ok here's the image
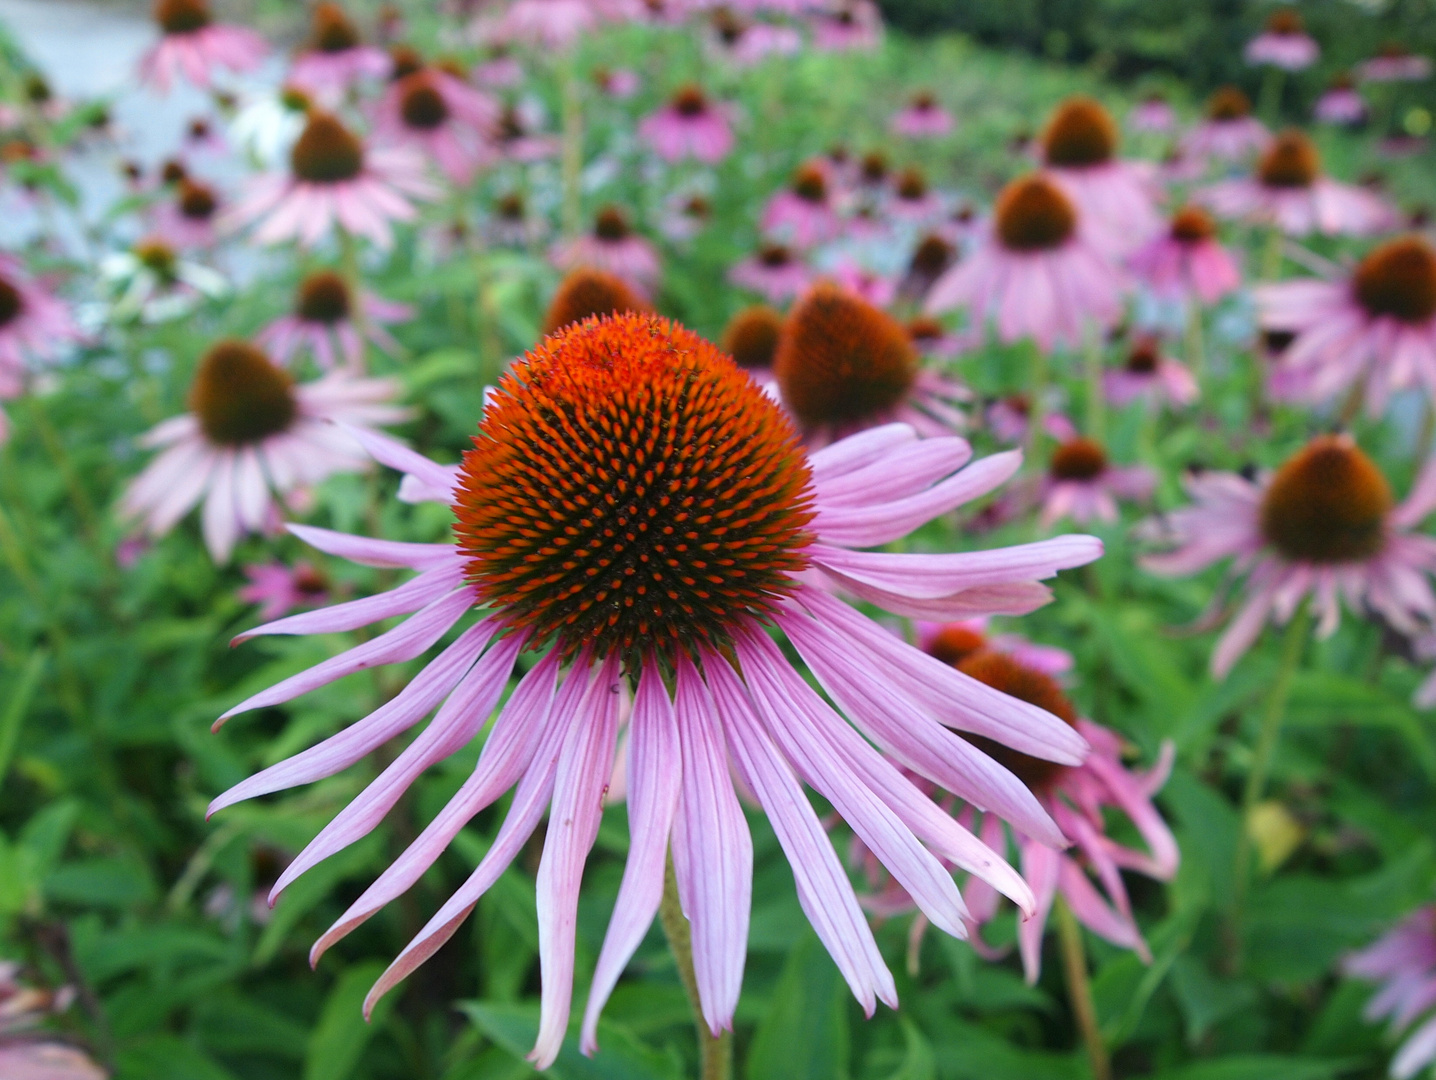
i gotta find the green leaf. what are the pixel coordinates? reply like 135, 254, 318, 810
460, 1000, 682, 1079
880, 1018, 937, 1080
0, 648, 45, 794
115, 1035, 239, 1080
302, 960, 396, 1080
746, 929, 850, 1080
1153, 1054, 1355, 1080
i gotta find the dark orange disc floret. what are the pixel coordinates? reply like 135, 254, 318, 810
136, 239, 178, 279
906, 316, 946, 344
542, 267, 649, 336
791, 162, 829, 203
895, 167, 928, 201
672, 83, 709, 116
860, 151, 888, 185
1266, 8, 1303, 35
994, 174, 1077, 252
398, 72, 450, 129
178, 179, 218, 221
957, 650, 1078, 791
773, 283, 918, 430
1259, 435, 1392, 563
296, 271, 352, 324
910, 89, 937, 111
1050, 437, 1108, 481
908, 234, 955, 278
1042, 95, 1119, 168
1258, 130, 1320, 189
925, 623, 987, 666
161, 158, 187, 185
593, 205, 631, 241
1352, 236, 1436, 324
189, 340, 298, 447
291, 112, 365, 183
155, 0, 210, 33
452, 313, 816, 664
0, 276, 23, 328
759, 243, 794, 268
721, 304, 785, 369
1206, 85, 1252, 122
389, 44, 424, 80
310, 2, 361, 52
1125, 338, 1160, 373
1170, 205, 1216, 244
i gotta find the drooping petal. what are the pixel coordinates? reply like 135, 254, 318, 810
233, 562, 467, 642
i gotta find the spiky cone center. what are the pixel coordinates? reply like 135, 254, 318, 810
721, 304, 784, 369
995, 174, 1077, 252
1050, 437, 1108, 481
925, 624, 987, 667
1125, 338, 1160, 374
906, 317, 946, 344
497, 191, 525, 220
1206, 85, 1253, 121
296, 271, 352, 324
1353, 237, 1436, 324
397, 72, 450, 130
1259, 131, 1321, 189
189, 340, 299, 447
1330, 71, 1356, 91
711, 7, 746, 44
161, 159, 187, 186
188, 118, 212, 142
135, 239, 178, 280
672, 83, 709, 117
1259, 436, 1392, 563
791, 163, 829, 203
683, 195, 712, 220
860, 151, 888, 184
434, 57, 467, 80
310, 2, 361, 52
1262, 329, 1296, 356
292, 564, 330, 596
290, 112, 365, 184
910, 89, 937, 111
593, 206, 631, 242
155, 0, 210, 33
957, 650, 1078, 791
0, 276, 23, 329
1266, 8, 1304, 35
389, 44, 424, 80
895, 167, 928, 201
909, 234, 955, 278
542, 268, 649, 336
178, 179, 218, 221
1170, 204, 1216, 244
759, 243, 794, 268
1378, 40, 1411, 58
1042, 96, 1118, 168
452, 313, 816, 666
1001, 394, 1031, 417
774, 283, 918, 429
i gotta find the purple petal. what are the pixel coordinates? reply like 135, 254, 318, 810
233, 562, 467, 642
287, 522, 457, 570
337, 422, 459, 500
809, 537, 1102, 600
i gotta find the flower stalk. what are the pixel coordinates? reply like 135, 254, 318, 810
660, 855, 733, 1080
1056, 897, 1112, 1080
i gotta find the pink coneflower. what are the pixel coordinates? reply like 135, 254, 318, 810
0, 962, 106, 1080
550, 206, 661, 292
1199, 129, 1397, 237
1143, 436, 1436, 677
1344, 906, 1436, 1079
811, 0, 882, 51
289, 3, 391, 100
492, 0, 600, 50
120, 339, 406, 562
763, 160, 842, 247
206, 313, 1102, 1066
729, 241, 814, 302
152, 177, 223, 249
1129, 204, 1242, 305
1183, 86, 1271, 162
1245, 9, 1319, 71
591, 65, 640, 97
1255, 236, 1436, 415
259, 270, 412, 372
898, 233, 958, 304
1105, 336, 1198, 408
827, 260, 897, 308
1359, 42, 1434, 83
240, 560, 332, 620
638, 83, 735, 164
918, 619, 1074, 678
707, 8, 802, 65
987, 396, 1077, 445
1040, 437, 1155, 527
773, 283, 968, 444
658, 189, 714, 241
890, 90, 953, 138
1039, 96, 1162, 256
1316, 73, 1366, 125
475, 44, 524, 87
886, 166, 944, 224
926, 174, 1125, 351
224, 111, 437, 250
0, 256, 80, 391
905, 316, 969, 360
140, 0, 267, 95
374, 68, 499, 185
493, 102, 559, 161
1128, 93, 1176, 134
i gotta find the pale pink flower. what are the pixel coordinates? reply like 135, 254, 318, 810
151, 177, 223, 250
121, 339, 407, 562
240, 561, 333, 620
374, 69, 499, 185
289, 3, 391, 101
926, 174, 1126, 352
475, 46, 524, 88
638, 84, 735, 164
987, 396, 1077, 446
1245, 9, 1319, 71
1255, 236, 1436, 415
1129, 204, 1242, 305
1199, 129, 1397, 237
258, 270, 412, 372
206, 313, 1102, 1068
0, 255, 80, 391
1183, 85, 1270, 162
1105, 336, 1199, 408
827, 260, 897, 308
550, 206, 661, 292
763, 160, 842, 247
493, 101, 560, 161
886, 167, 944, 225
1142, 436, 1436, 677
492, 0, 600, 50
707, 11, 803, 65
1128, 94, 1176, 133
223, 112, 437, 251
140, 0, 267, 95
1316, 76, 1367, 125
810, 0, 882, 51
1040, 437, 1156, 527
1359, 43, 1434, 83
729, 242, 814, 302
592, 66, 640, 98
890, 91, 954, 138
1344, 906, 1436, 1079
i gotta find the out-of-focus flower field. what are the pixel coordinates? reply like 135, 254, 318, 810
6, 2, 1436, 1079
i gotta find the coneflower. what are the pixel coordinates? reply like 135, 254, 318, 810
541, 266, 651, 335
140, 0, 267, 94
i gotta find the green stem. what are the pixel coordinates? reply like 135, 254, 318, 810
1260, 226, 1284, 282
1258, 66, 1285, 127
659, 855, 732, 1080
1185, 301, 1205, 386
560, 59, 584, 240
337, 228, 368, 370
1056, 898, 1112, 1080
26, 395, 101, 547
1083, 323, 1106, 442
1025, 342, 1050, 466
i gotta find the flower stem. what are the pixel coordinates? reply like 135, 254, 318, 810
1260, 226, 1284, 281
1026, 341, 1050, 465
1083, 323, 1106, 442
1056, 898, 1111, 1080
560, 60, 584, 240
1258, 66, 1285, 127
1184, 301, 1205, 385
659, 855, 732, 1080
